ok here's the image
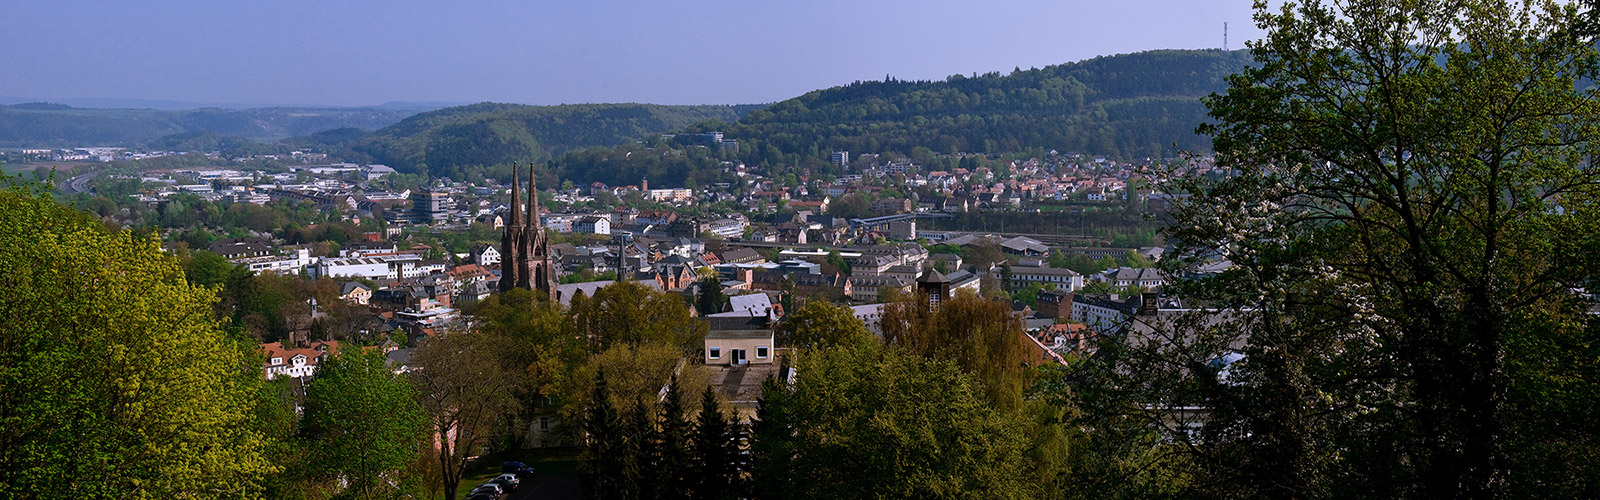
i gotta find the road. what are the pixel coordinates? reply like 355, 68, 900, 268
58, 170, 99, 194
508, 474, 581, 500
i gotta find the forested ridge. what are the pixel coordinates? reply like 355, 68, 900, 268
0, 104, 423, 147
331, 102, 759, 178
361, 50, 1252, 180
709, 49, 1250, 161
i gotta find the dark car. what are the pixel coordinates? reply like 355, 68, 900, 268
501, 461, 526, 474
515, 466, 537, 478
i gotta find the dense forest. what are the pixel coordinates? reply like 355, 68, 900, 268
0, 103, 425, 147
324, 102, 760, 179
702, 49, 1251, 163
359, 50, 1251, 184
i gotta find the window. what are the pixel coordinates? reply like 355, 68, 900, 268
757, 346, 769, 359
539, 417, 549, 430
270, 357, 282, 365
709, 347, 721, 359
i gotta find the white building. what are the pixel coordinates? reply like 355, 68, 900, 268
1008, 266, 1084, 291
573, 216, 612, 235
314, 257, 392, 280
471, 243, 501, 267
233, 248, 314, 275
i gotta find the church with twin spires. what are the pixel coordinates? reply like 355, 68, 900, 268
499, 162, 557, 301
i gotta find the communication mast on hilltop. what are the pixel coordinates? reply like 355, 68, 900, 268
1224, 22, 1229, 51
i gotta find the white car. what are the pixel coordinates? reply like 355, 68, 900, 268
470, 483, 504, 497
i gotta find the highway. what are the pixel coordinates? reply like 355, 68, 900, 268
58, 170, 99, 195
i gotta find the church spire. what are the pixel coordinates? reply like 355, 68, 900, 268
508, 162, 521, 226
527, 163, 538, 228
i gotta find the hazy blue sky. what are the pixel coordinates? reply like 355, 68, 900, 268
0, 0, 1267, 107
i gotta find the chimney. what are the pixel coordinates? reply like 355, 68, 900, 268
1059, 291, 1074, 319
1139, 291, 1158, 316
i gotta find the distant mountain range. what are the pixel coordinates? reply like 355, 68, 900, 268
2, 49, 1254, 172
0, 104, 436, 147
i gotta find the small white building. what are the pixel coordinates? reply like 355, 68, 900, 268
471, 243, 501, 267
572, 216, 611, 235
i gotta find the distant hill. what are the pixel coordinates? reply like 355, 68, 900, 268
325, 102, 760, 177
707, 49, 1252, 163
0, 105, 428, 148
528, 49, 1253, 188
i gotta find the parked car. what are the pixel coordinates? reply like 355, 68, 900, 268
513, 465, 537, 478
470, 483, 504, 497
491, 473, 520, 490
501, 461, 526, 474
465, 493, 496, 500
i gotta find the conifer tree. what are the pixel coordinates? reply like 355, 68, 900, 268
582, 369, 626, 498
620, 398, 654, 500
655, 375, 694, 500
691, 386, 737, 500
749, 376, 796, 500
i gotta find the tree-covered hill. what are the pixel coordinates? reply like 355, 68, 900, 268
705, 49, 1252, 164
0, 104, 424, 147
526, 49, 1251, 188
329, 102, 760, 178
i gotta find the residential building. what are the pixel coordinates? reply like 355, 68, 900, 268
704, 330, 774, 366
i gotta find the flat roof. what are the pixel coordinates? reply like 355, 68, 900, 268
705, 329, 774, 340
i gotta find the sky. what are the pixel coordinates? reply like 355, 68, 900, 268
0, 0, 1268, 108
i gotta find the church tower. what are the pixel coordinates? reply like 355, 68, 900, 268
499, 162, 557, 301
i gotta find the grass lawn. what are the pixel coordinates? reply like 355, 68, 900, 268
452, 447, 581, 499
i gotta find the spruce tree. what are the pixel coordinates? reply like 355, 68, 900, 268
656, 375, 694, 500
582, 369, 624, 498
749, 376, 795, 500
621, 398, 653, 500
691, 386, 736, 500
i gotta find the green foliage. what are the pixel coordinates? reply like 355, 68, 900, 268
409, 330, 518, 500
750, 343, 1034, 499
709, 49, 1249, 168
883, 291, 1033, 412
691, 386, 739, 500
696, 274, 726, 315
340, 102, 754, 178
567, 280, 708, 353
1074, 1, 1600, 497
654, 376, 695, 499
0, 181, 277, 498
301, 349, 426, 499
780, 300, 875, 349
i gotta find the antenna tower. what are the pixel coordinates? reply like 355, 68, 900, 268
1224, 22, 1229, 51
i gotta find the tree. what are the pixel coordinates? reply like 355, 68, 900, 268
779, 300, 874, 349
567, 280, 708, 353
582, 369, 629, 498
409, 331, 516, 500
696, 274, 726, 315
654, 375, 695, 500
301, 349, 426, 499
185, 249, 242, 288
1089, 0, 1600, 497
0, 182, 277, 498
748, 343, 1034, 499
882, 290, 1032, 412
692, 386, 738, 500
